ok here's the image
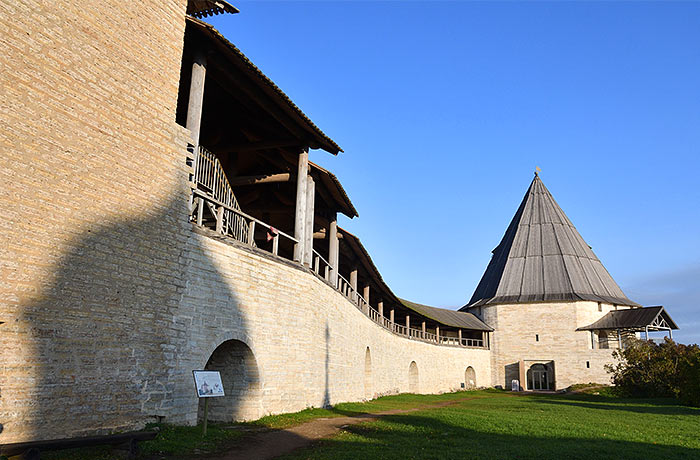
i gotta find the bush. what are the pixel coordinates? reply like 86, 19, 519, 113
605, 338, 700, 406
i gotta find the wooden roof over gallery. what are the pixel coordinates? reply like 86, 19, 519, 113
184, 16, 342, 154
463, 173, 640, 310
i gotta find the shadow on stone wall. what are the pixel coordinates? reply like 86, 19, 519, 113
4, 195, 252, 442
323, 323, 330, 408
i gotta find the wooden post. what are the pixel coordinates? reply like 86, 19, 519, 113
458, 329, 463, 346
350, 269, 358, 303
378, 301, 384, 318
215, 206, 224, 233
293, 150, 309, 262
196, 197, 204, 226
272, 234, 279, 255
390, 309, 395, 331
436, 326, 440, 343
617, 328, 622, 349
328, 215, 339, 287
186, 51, 207, 147
405, 315, 410, 334
421, 321, 426, 338
363, 285, 370, 312
202, 397, 209, 437
591, 331, 596, 349
304, 176, 315, 267
247, 220, 256, 245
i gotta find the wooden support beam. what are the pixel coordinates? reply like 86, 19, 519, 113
329, 215, 339, 287
363, 285, 370, 304
303, 175, 315, 267
247, 221, 256, 245
186, 51, 207, 147
350, 269, 358, 303
458, 329, 463, 346
221, 139, 301, 153
390, 309, 395, 325
196, 197, 204, 226
436, 326, 440, 342
215, 205, 224, 233
230, 173, 291, 186
406, 315, 410, 330
293, 151, 308, 262
378, 301, 384, 318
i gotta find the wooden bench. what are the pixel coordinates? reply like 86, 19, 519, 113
0, 430, 158, 460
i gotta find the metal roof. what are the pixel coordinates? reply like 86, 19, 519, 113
187, 0, 239, 18
462, 174, 640, 309
577, 306, 679, 331
186, 17, 343, 154
400, 299, 493, 331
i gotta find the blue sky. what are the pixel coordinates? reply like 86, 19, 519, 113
208, 1, 700, 344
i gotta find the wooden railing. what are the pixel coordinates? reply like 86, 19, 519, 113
191, 189, 297, 259
192, 145, 249, 243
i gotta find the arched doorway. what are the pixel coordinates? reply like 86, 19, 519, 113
526, 363, 551, 391
465, 366, 476, 389
198, 339, 262, 422
408, 361, 419, 393
364, 347, 372, 400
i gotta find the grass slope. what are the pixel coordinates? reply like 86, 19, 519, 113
280, 390, 700, 460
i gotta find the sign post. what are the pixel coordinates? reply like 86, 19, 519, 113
193, 370, 225, 437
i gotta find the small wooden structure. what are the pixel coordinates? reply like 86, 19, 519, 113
578, 306, 679, 348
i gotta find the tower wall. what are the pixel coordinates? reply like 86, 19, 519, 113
483, 301, 623, 390
0, 0, 192, 443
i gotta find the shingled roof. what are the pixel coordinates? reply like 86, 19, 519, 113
462, 174, 640, 309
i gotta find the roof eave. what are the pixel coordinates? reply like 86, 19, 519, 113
185, 17, 343, 155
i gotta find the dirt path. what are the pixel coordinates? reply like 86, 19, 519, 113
206, 395, 484, 460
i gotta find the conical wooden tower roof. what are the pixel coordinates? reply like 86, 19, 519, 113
463, 174, 639, 309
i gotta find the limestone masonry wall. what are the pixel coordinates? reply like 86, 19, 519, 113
483, 301, 618, 389
172, 229, 491, 426
0, 0, 192, 443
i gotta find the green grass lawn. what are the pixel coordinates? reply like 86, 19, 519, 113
280, 390, 700, 460
32, 390, 700, 460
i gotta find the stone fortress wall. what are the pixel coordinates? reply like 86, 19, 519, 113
0, 0, 489, 443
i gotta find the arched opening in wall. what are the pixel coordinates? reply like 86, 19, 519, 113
526, 363, 554, 391
465, 366, 476, 389
364, 347, 372, 400
408, 361, 419, 394
198, 339, 262, 422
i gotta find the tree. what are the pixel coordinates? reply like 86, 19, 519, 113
605, 337, 700, 406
